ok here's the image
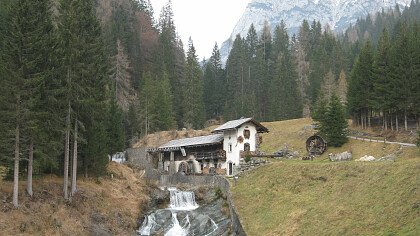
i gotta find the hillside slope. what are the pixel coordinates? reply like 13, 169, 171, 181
231, 118, 419, 235
231, 160, 420, 235
260, 118, 419, 159
0, 162, 149, 235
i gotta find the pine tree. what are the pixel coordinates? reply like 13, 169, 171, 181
314, 94, 348, 147
57, 0, 110, 196
156, 1, 185, 128
183, 38, 205, 129
203, 43, 225, 119
347, 40, 374, 128
295, 20, 311, 117
255, 22, 272, 120
268, 23, 302, 120
224, 34, 245, 120
2, 0, 55, 206
152, 70, 176, 130
107, 96, 125, 159
371, 28, 393, 128
337, 70, 348, 104
324, 94, 348, 147
110, 39, 132, 110
139, 72, 154, 135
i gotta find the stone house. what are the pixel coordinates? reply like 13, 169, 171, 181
151, 117, 268, 176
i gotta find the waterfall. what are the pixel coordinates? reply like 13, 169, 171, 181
137, 213, 156, 236
165, 213, 190, 236
137, 187, 227, 235
168, 189, 199, 211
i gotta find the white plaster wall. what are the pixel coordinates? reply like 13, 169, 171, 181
222, 122, 258, 175
237, 122, 257, 152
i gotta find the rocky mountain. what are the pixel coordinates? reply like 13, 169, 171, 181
220, 0, 412, 64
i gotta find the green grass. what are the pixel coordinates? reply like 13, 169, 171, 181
232, 160, 420, 236
232, 118, 420, 235
260, 118, 419, 159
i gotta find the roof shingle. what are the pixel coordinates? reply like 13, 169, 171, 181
158, 134, 223, 150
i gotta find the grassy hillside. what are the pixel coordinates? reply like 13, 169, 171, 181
231, 160, 420, 236
260, 118, 419, 159
0, 162, 149, 235
232, 118, 419, 235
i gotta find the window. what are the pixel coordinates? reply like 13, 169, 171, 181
228, 143, 232, 152
244, 129, 250, 139
244, 143, 250, 152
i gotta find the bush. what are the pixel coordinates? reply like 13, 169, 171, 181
214, 187, 225, 200
244, 153, 252, 163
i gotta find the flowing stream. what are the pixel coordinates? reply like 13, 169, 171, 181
137, 187, 230, 236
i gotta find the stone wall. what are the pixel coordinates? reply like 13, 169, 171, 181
126, 148, 246, 235
126, 148, 160, 181
160, 173, 246, 236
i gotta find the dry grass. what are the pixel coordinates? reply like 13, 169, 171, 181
232, 118, 420, 235
0, 162, 149, 235
132, 128, 214, 149
232, 159, 420, 236
260, 118, 419, 160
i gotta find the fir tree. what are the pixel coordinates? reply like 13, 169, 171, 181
107, 96, 125, 159
203, 43, 225, 119
347, 40, 374, 128
314, 94, 348, 147
58, 0, 110, 196
269, 23, 302, 120
183, 38, 205, 129
1, 0, 55, 206
156, 1, 185, 128
152, 71, 176, 130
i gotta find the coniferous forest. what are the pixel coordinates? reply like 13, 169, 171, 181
0, 0, 419, 205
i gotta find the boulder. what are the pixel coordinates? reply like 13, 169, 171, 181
356, 155, 376, 162
329, 151, 352, 162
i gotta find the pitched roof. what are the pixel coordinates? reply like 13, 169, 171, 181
157, 134, 224, 151
212, 117, 269, 133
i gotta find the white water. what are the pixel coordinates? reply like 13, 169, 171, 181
165, 213, 190, 236
137, 213, 156, 236
168, 189, 199, 211
138, 188, 199, 235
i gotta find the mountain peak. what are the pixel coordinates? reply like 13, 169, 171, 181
220, 0, 411, 64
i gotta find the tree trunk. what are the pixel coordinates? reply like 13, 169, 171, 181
27, 139, 33, 197
368, 110, 371, 128
63, 101, 70, 200
13, 124, 20, 208
362, 112, 366, 129
391, 114, 394, 131
71, 121, 78, 196
384, 114, 388, 130
404, 110, 408, 131
395, 114, 399, 131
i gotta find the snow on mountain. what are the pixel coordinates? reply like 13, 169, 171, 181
220, 0, 411, 64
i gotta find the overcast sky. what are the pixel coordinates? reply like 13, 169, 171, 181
150, 0, 250, 60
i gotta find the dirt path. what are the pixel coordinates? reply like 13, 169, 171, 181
348, 136, 417, 147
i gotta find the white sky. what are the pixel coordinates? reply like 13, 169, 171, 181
150, 0, 250, 60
